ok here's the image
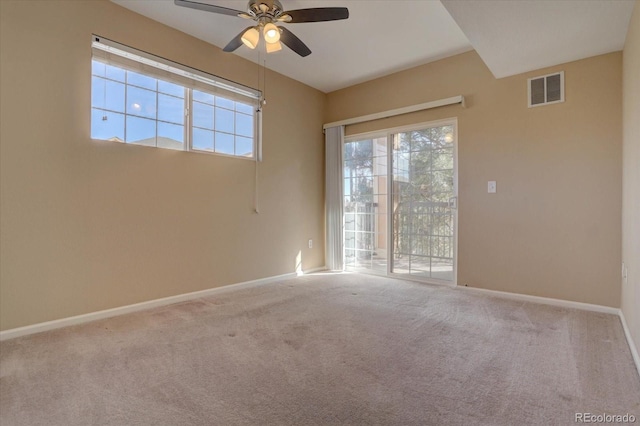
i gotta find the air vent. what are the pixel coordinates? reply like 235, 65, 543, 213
528, 71, 564, 107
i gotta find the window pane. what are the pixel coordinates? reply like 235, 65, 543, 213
158, 80, 184, 98
126, 116, 156, 146
91, 77, 125, 113
344, 140, 373, 162
235, 113, 253, 137
344, 249, 356, 265
431, 258, 453, 281
193, 90, 214, 105
193, 128, 214, 151
127, 86, 156, 119
92, 77, 105, 108
235, 102, 253, 115
215, 107, 234, 133
127, 70, 157, 90
106, 65, 125, 82
344, 231, 356, 249
91, 109, 124, 141
193, 101, 214, 130
158, 94, 184, 125
215, 96, 234, 110
157, 122, 184, 150
105, 80, 125, 112
215, 132, 234, 155
235, 136, 253, 157
92, 60, 106, 77
432, 148, 454, 171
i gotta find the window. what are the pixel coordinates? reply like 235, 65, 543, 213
91, 36, 262, 159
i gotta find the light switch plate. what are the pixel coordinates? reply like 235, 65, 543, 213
488, 181, 497, 193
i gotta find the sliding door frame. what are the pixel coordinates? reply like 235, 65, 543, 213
344, 117, 459, 287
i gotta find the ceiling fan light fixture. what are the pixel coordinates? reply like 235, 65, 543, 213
263, 23, 280, 44
241, 27, 260, 49
174, 0, 350, 58
265, 40, 282, 53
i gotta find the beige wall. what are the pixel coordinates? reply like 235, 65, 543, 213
0, 0, 326, 330
327, 51, 622, 307
622, 0, 640, 355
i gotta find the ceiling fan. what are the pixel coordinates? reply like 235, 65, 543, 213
174, 0, 349, 57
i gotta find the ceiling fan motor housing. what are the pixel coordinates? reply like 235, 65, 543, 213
248, 0, 284, 20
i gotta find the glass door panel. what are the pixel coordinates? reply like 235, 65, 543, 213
391, 124, 456, 282
343, 137, 388, 273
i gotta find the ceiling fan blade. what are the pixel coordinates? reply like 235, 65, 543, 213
284, 7, 349, 23
279, 27, 311, 57
174, 0, 244, 17
223, 26, 254, 52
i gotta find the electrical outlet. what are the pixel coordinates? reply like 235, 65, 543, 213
308, 239, 313, 249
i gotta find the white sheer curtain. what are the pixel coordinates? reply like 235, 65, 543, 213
325, 126, 344, 271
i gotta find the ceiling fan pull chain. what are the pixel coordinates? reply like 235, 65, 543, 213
262, 59, 267, 106
257, 47, 263, 106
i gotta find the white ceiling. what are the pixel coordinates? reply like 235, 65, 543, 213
111, 0, 635, 93
441, 0, 635, 79
111, 0, 472, 93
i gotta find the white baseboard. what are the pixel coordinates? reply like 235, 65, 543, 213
0, 272, 298, 342
302, 266, 328, 274
618, 310, 640, 378
457, 285, 620, 315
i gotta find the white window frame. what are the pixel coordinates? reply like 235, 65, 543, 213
91, 35, 263, 160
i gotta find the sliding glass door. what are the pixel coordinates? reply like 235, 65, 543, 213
343, 120, 457, 284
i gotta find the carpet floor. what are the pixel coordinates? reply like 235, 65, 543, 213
1, 273, 639, 425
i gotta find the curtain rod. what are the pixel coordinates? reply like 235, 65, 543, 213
323, 95, 465, 130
